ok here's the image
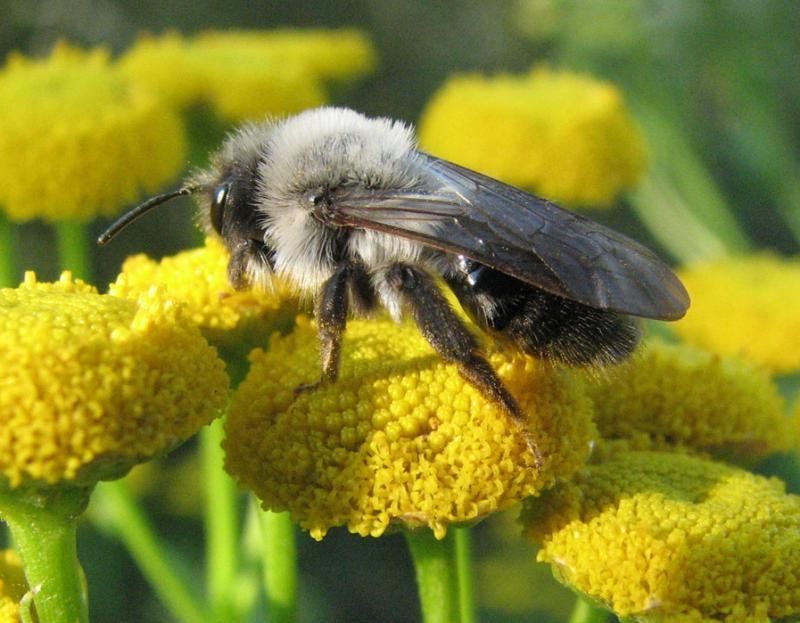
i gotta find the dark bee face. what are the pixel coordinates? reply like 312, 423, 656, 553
205, 163, 276, 289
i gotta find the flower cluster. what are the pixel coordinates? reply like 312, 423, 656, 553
120, 29, 376, 121
522, 450, 800, 622
418, 66, 646, 207
0, 43, 186, 222
519, 337, 800, 621
585, 339, 794, 460
0, 272, 228, 488
675, 254, 800, 374
109, 237, 297, 356
224, 315, 595, 539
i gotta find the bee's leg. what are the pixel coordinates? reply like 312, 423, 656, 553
384, 263, 542, 467
294, 262, 352, 395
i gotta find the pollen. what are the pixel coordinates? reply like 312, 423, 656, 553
674, 254, 800, 374
0, 272, 228, 488
0, 42, 186, 222
418, 65, 646, 208
585, 339, 793, 461
109, 237, 297, 354
522, 451, 800, 622
120, 29, 376, 122
224, 315, 595, 540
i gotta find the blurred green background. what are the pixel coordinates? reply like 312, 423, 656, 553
1, 1, 798, 621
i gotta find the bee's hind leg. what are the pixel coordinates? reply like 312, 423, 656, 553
383, 263, 543, 468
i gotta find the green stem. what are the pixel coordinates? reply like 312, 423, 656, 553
453, 528, 475, 623
405, 529, 459, 623
568, 595, 609, 623
629, 102, 751, 264
629, 173, 730, 264
0, 212, 17, 287
260, 510, 297, 623
201, 418, 240, 621
91, 480, 208, 623
0, 486, 91, 623
55, 220, 92, 282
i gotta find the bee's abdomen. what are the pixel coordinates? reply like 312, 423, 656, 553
445, 259, 640, 366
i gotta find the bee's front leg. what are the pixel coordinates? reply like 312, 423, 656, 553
294, 262, 352, 396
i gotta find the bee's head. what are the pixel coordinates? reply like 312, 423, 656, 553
98, 123, 277, 290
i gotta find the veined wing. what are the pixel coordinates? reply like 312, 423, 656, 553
326, 152, 689, 320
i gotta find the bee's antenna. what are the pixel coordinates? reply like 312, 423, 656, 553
97, 186, 198, 246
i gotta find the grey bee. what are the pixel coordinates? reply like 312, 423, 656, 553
99, 107, 689, 463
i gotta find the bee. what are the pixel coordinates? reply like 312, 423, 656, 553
99, 107, 689, 464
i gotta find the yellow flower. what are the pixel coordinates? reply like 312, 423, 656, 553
522, 450, 800, 622
0, 272, 228, 488
0, 43, 186, 222
109, 237, 297, 356
585, 339, 792, 460
224, 315, 595, 540
120, 29, 376, 122
118, 31, 202, 109
0, 550, 26, 623
418, 65, 646, 207
674, 254, 800, 374
194, 28, 376, 84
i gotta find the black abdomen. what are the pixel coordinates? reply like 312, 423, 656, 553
445, 258, 640, 366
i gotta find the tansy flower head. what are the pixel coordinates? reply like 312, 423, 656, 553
0, 550, 26, 623
193, 28, 376, 85
674, 254, 800, 374
0, 272, 228, 488
120, 29, 376, 122
522, 451, 800, 622
117, 31, 201, 109
109, 237, 297, 360
224, 315, 595, 540
586, 339, 792, 461
418, 65, 646, 207
0, 43, 186, 222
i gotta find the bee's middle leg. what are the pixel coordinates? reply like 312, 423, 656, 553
295, 261, 352, 395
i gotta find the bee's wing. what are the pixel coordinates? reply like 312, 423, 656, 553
329, 153, 689, 320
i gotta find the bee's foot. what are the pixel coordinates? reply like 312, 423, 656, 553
293, 379, 324, 397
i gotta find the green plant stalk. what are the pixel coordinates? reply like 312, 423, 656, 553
629, 173, 730, 265
260, 510, 297, 623
92, 480, 208, 623
453, 528, 475, 623
405, 529, 460, 623
568, 595, 609, 623
0, 486, 90, 623
55, 220, 92, 282
629, 102, 751, 263
201, 417, 240, 622
0, 213, 17, 287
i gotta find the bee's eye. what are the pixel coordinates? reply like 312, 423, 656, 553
210, 183, 229, 234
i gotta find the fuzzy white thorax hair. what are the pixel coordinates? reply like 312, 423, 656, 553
250, 107, 431, 295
